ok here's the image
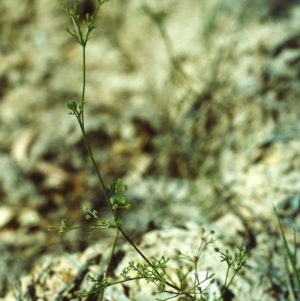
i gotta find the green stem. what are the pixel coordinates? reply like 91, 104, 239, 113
105, 230, 120, 278
97, 230, 120, 301
224, 272, 236, 292
223, 266, 230, 290
81, 45, 86, 125
79, 42, 113, 214
118, 227, 153, 267
80, 125, 112, 212
118, 227, 184, 294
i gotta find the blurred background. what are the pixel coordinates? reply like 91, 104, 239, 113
1, 0, 300, 297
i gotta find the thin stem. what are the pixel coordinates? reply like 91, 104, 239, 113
81, 45, 86, 125
97, 230, 120, 301
105, 230, 120, 278
81, 125, 112, 212
223, 266, 230, 290
118, 227, 187, 295
79, 42, 112, 214
72, 17, 82, 43
118, 227, 153, 267
224, 271, 236, 291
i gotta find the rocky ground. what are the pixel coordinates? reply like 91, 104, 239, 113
1, 0, 300, 300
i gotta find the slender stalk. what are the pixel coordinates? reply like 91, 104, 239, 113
118, 227, 186, 294
223, 266, 230, 290
97, 230, 120, 301
80, 124, 112, 212
81, 45, 86, 125
78, 41, 112, 213
105, 230, 120, 278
